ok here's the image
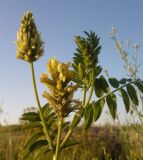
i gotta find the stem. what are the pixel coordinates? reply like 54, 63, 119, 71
97, 80, 135, 102
61, 69, 95, 148
82, 89, 87, 106
61, 129, 72, 148
30, 62, 54, 150
54, 117, 63, 160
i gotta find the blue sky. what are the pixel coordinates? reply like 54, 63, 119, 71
0, 0, 143, 124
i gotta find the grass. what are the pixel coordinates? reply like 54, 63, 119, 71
0, 123, 143, 160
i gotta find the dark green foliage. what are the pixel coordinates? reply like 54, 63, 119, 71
99, 76, 110, 93
94, 76, 111, 98
20, 103, 57, 158
106, 94, 117, 119
70, 108, 84, 130
94, 78, 104, 98
93, 75, 143, 121
92, 99, 105, 121
23, 131, 46, 158
22, 122, 42, 129
109, 77, 119, 88
94, 66, 102, 78
62, 139, 79, 149
135, 81, 143, 93
24, 131, 44, 150
84, 104, 93, 130
29, 140, 48, 152
41, 103, 53, 118
126, 84, 138, 106
119, 78, 127, 84
94, 76, 143, 120
120, 89, 130, 113
21, 112, 40, 122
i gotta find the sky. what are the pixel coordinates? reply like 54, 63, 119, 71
0, 0, 143, 124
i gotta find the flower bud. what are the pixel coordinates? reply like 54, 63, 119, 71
78, 63, 84, 79
16, 11, 44, 62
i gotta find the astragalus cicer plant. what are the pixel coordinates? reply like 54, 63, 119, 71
16, 12, 143, 160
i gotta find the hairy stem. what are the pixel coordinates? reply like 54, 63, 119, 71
30, 62, 54, 150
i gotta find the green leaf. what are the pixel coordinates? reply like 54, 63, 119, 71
94, 66, 102, 78
29, 140, 48, 152
24, 131, 44, 150
22, 122, 42, 129
109, 77, 119, 88
135, 81, 143, 93
62, 122, 70, 131
120, 89, 130, 113
94, 78, 104, 97
41, 103, 52, 117
72, 78, 83, 86
21, 112, 40, 122
106, 94, 117, 119
62, 139, 78, 149
126, 84, 138, 106
41, 103, 56, 125
23, 131, 44, 158
92, 99, 105, 121
119, 78, 127, 84
127, 78, 132, 82
100, 76, 110, 93
84, 104, 93, 130
70, 108, 84, 130
46, 112, 56, 124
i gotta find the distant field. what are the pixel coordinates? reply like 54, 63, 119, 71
0, 124, 143, 160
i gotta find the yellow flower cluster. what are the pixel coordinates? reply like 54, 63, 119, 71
16, 11, 44, 62
41, 58, 79, 117
41, 58, 75, 91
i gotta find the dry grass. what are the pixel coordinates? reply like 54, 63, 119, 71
0, 124, 143, 160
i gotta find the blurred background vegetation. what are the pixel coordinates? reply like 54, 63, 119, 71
0, 123, 143, 160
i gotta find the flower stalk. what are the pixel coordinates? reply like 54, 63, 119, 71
30, 62, 54, 150
53, 117, 63, 160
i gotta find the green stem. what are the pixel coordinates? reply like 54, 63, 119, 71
61, 69, 95, 148
54, 117, 63, 160
30, 62, 54, 150
61, 129, 72, 148
97, 80, 135, 102
82, 89, 87, 106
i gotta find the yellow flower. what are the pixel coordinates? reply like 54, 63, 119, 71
47, 58, 59, 80
16, 11, 44, 62
56, 79, 63, 90
41, 58, 78, 117
46, 58, 73, 85
51, 57, 58, 69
